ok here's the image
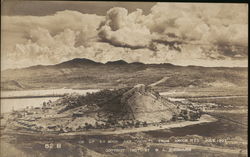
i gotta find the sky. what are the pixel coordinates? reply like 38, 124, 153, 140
1, 1, 248, 70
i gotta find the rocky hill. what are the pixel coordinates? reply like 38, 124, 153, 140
54, 84, 182, 124
8, 85, 200, 133
99, 84, 180, 123
57, 84, 180, 123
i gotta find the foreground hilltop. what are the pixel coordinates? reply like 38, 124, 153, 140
99, 84, 180, 123
7, 85, 201, 133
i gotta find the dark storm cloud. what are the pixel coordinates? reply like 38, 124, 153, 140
216, 44, 248, 59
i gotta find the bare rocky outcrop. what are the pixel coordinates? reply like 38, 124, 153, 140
98, 84, 181, 123
118, 84, 180, 123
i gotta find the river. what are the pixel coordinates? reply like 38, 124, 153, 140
1, 89, 100, 113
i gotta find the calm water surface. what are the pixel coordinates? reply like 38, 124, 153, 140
1, 89, 100, 113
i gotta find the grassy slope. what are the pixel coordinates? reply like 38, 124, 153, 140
1, 62, 247, 91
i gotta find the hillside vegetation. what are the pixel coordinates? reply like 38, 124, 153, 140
1, 58, 247, 91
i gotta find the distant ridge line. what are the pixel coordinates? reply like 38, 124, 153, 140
4, 57, 247, 71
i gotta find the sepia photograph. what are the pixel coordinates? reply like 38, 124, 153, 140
0, 1, 248, 157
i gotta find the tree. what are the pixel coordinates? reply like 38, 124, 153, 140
43, 102, 46, 107
95, 122, 100, 129
143, 121, 148, 127
84, 123, 89, 130
171, 114, 177, 121
189, 111, 201, 121
135, 121, 140, 128
88, 124, 93, 129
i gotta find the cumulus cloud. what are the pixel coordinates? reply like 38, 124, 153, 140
2, 10, 103, 55
147, 3, 248, 60
6, 27, 97, 68
1, 10, 104, 69
148, 3, 248, 43
97, 3, 247, 60
2, 10, 103, 35
1, 3, 248, 70
98, 7, 151, 49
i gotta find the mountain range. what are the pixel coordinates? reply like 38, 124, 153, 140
1, 58, 248, 91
